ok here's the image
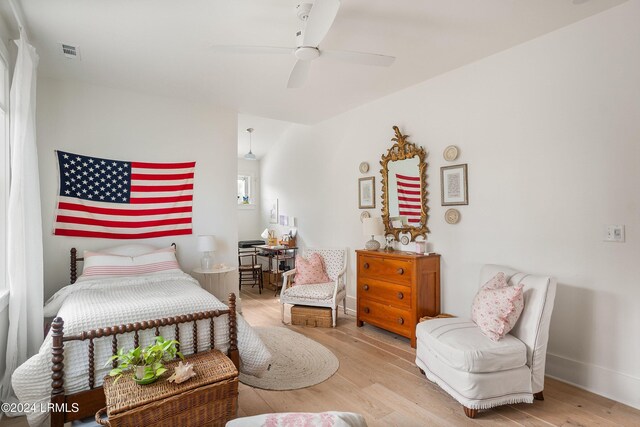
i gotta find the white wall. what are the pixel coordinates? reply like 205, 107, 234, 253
237, 158, 262, 241
37, 77, 239, 301
261, 1, 640, 409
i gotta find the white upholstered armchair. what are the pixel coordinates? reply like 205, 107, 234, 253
280, 248, 347, 327
415, 264, 557, 418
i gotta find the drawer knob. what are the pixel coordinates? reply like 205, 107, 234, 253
397, 292, 404, 300
363, 263, 370, 269
397, 317, 404, 325
363, 284, 369, 291
363, 307, 370, 314
397, 268, 404, 275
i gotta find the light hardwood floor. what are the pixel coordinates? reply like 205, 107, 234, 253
3, 287, 639, 426
236, 288, 640, 426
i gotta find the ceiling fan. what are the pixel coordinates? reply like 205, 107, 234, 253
211, 0, 396, 88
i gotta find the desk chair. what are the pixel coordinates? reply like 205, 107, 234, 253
238, 248, 263, 294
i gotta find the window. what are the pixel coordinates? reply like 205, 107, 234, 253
0, 38, 9, 304
237, 175, 252, 205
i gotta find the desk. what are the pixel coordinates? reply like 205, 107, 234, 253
253, 245, 298, 294
193, 266, 237, 303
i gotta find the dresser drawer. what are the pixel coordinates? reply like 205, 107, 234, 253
358, 254, 413, 285
358, 298, 412, 337
357, 278, 411, 309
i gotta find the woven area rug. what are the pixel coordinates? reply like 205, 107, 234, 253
239, 327, 339, 390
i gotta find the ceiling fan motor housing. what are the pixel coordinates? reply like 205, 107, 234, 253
295, 46, 320, 60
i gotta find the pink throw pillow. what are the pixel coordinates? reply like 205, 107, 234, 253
471, 272, 524, 341
294, 253, 330, 286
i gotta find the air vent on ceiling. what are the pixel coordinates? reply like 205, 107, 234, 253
59, 43, 80, 59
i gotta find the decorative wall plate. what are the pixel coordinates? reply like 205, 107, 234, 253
360, 211, 371, 222
443, 145, 459, 161
359, 162, 370, 174
399, 235, 410, 245
445, 208, 460, 224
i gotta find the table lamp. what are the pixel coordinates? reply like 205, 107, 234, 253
363, 217, 384, 250
197, 235, 216, 270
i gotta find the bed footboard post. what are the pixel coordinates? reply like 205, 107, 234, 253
228, 293, 239, 369
51, 317, 66, 427
70, 248, 77, 284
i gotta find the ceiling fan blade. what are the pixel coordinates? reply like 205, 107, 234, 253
210, 45, 293, 55
302, 0, 341, 47
321, 50, 396, 67
287, 60, 312, 89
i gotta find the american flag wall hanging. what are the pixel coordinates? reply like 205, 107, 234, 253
396, 173, 422, 224
53, 150, 195, 239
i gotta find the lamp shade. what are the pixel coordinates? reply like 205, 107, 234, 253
260, 228, 270, 239
197, 235, 216, 252
363, 217, 384, 237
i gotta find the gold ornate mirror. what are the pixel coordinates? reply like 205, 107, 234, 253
380, 126, 429, 241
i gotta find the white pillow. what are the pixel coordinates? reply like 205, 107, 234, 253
77, 247, 182, 281
98, 243, 161, 257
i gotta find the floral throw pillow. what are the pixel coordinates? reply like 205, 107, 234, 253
294, 253, 331, 286
471, 272, 524, 341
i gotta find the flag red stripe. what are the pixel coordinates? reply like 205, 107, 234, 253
131, 161, 196, 169
56, 215, 192, 228
58, 202, 192, 216
396, 174, 420, 181
398, 188, 421, 195
53, 228, 193, 239
398, 196, 421, 202
398, 203, 421, 209
130, 172, 194, 180
397, 181, 421, 188
130, 184, 194, 192
399, 211, 422, 216
129, 195, 193, 204
408, 218, 420, 223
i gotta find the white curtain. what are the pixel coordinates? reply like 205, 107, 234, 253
0, 32, 43, 404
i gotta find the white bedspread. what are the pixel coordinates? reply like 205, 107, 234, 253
12, 272, 272, 427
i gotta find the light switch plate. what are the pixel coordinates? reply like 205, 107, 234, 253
605, 225, 625, 242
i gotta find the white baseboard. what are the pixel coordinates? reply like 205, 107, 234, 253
546, 352, 640, 410
345, 295, 357, 315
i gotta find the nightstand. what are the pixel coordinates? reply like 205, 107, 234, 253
192, 266, 237, 302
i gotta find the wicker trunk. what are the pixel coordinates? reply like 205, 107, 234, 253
97, 350, 238, 427
291, 305, 332, 327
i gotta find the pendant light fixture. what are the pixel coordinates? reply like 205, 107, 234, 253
244, 128, 256, 160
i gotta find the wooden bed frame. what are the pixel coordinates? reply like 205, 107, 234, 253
50, 247, 240, 427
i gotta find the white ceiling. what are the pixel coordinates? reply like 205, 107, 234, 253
238, 113, 291, 159
17, 0, 627, 124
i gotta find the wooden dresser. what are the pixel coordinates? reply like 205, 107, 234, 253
356, 250, 441, 348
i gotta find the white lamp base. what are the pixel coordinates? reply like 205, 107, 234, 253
201, 252, 214, 270
364, 237, 380, 251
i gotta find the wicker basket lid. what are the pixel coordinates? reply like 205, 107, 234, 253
103, 350, 237, 416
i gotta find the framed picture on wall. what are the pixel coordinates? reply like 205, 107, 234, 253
358, 177, 375, 209
441, 164, 468, 206
269, 199, 279, 224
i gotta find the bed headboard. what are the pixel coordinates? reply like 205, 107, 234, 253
69, 243, 177, 284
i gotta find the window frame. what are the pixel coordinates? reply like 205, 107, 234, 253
237, 173, 256, 209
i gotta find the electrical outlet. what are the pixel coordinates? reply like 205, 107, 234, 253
604, 225, 625, 242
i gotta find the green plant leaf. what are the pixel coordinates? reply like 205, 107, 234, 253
155, 367, 167, 376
